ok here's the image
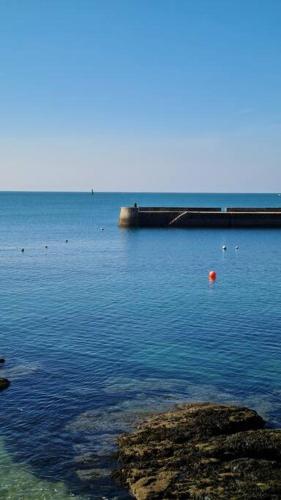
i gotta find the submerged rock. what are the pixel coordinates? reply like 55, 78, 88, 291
115, 402, 281, 499
0, 378, 10, 391
76, 467, 111, 481
3, 361, 40, 380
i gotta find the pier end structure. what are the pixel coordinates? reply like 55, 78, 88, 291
119, 207, 139, 227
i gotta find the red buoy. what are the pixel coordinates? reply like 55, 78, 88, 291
209, 270, 217, 281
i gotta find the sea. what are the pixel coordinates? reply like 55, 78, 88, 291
0, 192, 281, 499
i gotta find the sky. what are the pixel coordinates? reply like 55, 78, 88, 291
0, 0, 281, 192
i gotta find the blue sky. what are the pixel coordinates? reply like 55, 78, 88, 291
0, 0, 281, 191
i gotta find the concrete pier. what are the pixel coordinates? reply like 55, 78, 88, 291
119, 207, 281, 228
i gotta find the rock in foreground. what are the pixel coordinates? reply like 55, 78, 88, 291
115, 402, 281, 499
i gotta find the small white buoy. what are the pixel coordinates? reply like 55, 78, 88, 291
222, 245, 227, 251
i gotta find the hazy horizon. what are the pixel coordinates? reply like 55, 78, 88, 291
1, 190, 280, 195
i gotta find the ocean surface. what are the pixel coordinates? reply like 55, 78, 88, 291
1, 192, 281, 499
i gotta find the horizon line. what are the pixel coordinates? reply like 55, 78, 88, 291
0, 190, 280, 195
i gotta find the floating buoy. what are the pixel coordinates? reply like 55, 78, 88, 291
235, 245, 239, 250
209, 270, 217, 281
21, 248, 24, 253
65, 239, 68, 243
45, 245, 48, 249
222, 245, 227, 251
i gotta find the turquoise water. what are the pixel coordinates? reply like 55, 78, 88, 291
1, 192, 281, 499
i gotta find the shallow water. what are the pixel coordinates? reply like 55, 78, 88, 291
1, 192, 281, 498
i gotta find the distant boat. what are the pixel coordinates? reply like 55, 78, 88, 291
91, 189, 94, 195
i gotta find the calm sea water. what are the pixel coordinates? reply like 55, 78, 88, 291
1, 192, 281, 499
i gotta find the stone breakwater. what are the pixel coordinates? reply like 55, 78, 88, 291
119, 207, 281, 228
115, 403, 281, 499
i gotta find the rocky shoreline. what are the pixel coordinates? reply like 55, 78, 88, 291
115, 402, 281, 499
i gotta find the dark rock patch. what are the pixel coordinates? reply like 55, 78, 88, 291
0, 378, 10, 391
115, 402, 281, 499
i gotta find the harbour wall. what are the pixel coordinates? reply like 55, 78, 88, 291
119, 207, 281, 228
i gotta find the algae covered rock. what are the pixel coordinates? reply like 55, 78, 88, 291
115, 402, 281, 499
0, 378, 10, 391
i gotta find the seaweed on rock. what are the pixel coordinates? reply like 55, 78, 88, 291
115, 402, 281, 499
